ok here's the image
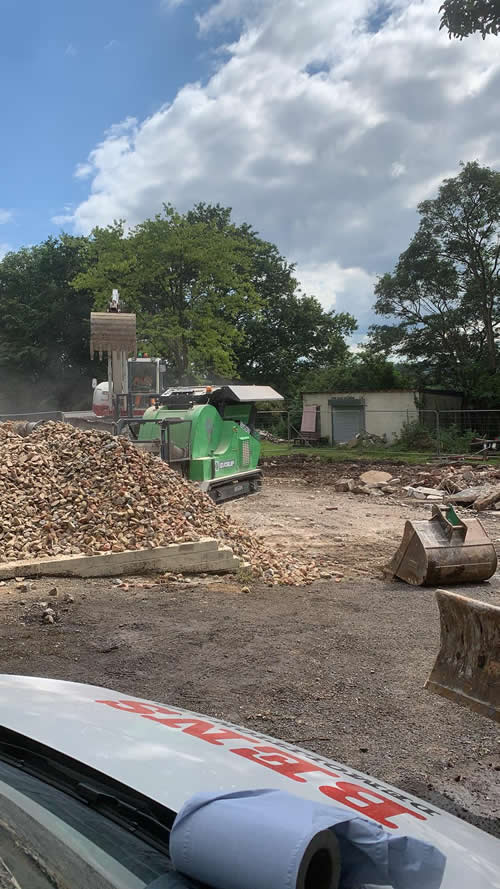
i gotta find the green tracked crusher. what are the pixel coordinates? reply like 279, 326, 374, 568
132, 385, 283, 502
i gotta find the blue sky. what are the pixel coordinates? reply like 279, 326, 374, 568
1, 0, 219, 249
1, 1, 499, 334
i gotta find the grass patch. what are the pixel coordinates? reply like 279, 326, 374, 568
260, 442, 433, 465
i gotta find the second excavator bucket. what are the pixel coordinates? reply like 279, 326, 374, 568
384, 505, 497, 586
90, 312, 137, 359
425, 589, 500, 722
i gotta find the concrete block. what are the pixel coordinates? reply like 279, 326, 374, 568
0, 539, 241, 580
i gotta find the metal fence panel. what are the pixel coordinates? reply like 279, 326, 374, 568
256, 406, 500, 458
255, 411, 291, 443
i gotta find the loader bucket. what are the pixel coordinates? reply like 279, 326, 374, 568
425, 589, 500, 722
384, 505, 497, 586
90, 312, 137, 358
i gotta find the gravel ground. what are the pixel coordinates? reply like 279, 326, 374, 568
0, 568, 498, 837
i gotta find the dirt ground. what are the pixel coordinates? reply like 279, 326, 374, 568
0, 467, 499, 838
228, 467, 500, 581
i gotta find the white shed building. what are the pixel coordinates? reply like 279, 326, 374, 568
301, 389, 463, 445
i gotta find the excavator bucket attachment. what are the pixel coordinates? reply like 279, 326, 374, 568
425, 589, 500, 722
384, 505, 497, 586
90, 312, 137, 358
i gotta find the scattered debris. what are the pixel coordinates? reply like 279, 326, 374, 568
264, 455, 500, 513
359, 470, 393, 487
351, 485, 371, 495
473, 486, 500, 512
334, 478, 355, 492
257, 430, 286, 444
346, 431, 387, 449
404, 486, 445, 502
447, 487, 488, 505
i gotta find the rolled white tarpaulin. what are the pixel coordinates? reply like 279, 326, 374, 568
170, 788, 446, 889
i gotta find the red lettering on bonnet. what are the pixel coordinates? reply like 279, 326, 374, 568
96, 699, 426, 828
97, 700, 174, 716
96, 700, 252, 746
144, 716, 253, 746
319, 783, 426, 829
231, 745, 339, 783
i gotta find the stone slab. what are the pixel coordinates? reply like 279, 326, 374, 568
0, 538, 242, 579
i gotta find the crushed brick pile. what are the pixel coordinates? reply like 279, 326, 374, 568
0, 422, 318, 584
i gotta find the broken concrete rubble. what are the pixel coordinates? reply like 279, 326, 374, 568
359, 470, 393, 487
346, 431, 387, 449
473, 485, 500, 512
447, 486, 490, 505
403, 486, 444, 502
334, 478, 355, 492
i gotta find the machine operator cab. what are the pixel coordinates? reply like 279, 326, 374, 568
92, 356, 167, 417
127, 355, 167, 414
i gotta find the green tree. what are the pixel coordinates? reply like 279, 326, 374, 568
440, 0, 500, 39
0, 236, 94, 410
300, 352, 404, 394
73, 205, 263, 384
187, 205, 358, 395
236, 289, 357, 397
73, 202, 357, 393
372, 162, 500, 396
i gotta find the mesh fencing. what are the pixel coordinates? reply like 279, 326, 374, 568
257, 408, 500, 457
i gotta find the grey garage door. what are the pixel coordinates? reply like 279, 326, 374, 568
332, 407, 364, 443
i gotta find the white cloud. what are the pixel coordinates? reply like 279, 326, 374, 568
296, 260, 375, 319
404, 169, 457, 208
161, 0, 186, 9
104, 39, 119, 50
74, 162, 94, 180
65, 42, 77, 57
390, 161, 406, 179
0, 209, 12, 225
52, 214, 74, 226
66, 0, 500, 331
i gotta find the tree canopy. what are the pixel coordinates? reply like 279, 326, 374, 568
0, 203, 360, 408
0, 235, 94, 411
440, 0, 500, 39
72, 202, 357, 393
372, 162, 500, 397
72, 204, 261, 384
235, 289, 356, 398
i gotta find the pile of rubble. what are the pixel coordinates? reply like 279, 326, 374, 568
338, 465, 500, 510
334, 469, 401, 496
341, 431, 388, 449
403, 465, 500, 511
257, 429, 286, 444
264, 455, 500, 511
0, 422, 318, 584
